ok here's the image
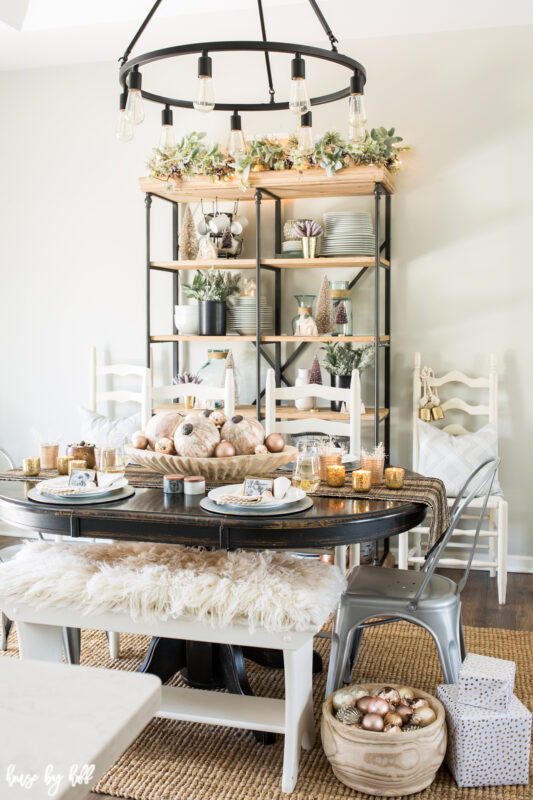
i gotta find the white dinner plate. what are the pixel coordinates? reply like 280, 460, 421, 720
208, 483, 305, 509
38, 475, 128, 499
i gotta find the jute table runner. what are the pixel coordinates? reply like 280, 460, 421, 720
0, 466, 448, 551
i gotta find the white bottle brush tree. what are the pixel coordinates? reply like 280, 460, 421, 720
315, 275, 335, 334
179, 205, 199, 260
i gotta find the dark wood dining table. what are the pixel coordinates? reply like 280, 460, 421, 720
0, 478, 426, 743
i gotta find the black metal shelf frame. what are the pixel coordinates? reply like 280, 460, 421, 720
145, 182, 391, 451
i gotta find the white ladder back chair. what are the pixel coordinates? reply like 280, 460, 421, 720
151, 369, 236, 419
264, 368, 361, 458
402, 352, 507, 604
89, 347, 152, 430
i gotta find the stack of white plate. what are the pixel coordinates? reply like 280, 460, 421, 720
321, 211, 376, 256
228, 297, 273, 335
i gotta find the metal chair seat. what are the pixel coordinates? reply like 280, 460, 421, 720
326, 458, 499, 696
344, 566, 458, 607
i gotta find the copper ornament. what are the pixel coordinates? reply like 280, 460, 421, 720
412, 706, 436, 727
214, 441, 236, 458
384, 712, 403, 728
361, 713, 385, 732
367, 697, 390, 717
264, 432, 285, 453
355, 695, 374, 714
395, 704, 413, 724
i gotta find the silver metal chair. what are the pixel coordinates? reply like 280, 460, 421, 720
326, 458, 499, 695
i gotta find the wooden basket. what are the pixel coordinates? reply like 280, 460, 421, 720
321, 684, 447, 796
126, 445, 297, 481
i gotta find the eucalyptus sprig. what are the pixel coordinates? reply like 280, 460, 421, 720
147, 131, 235, 185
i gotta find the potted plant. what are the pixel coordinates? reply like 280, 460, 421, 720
184, 268, 241, 335
293, 220, 323, 259
321, 342, 375, 411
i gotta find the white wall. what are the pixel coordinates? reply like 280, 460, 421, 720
1, 24, 532, 559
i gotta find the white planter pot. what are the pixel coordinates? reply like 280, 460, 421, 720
174, 305, 198, 335
294, 368, 314, 410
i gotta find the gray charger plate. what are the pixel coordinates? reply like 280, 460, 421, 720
28, 486, 136, 506
200, 495, 313, 517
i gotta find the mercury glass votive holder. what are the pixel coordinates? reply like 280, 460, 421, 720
22, 457, 40, 477
326, 464, 346, 488
319, 452, 343, 482
352, 469, 372, 492
56, 456, 72, 476
360, 454, 385, 486
385, 466, 405, 490
68, 459, 87, 475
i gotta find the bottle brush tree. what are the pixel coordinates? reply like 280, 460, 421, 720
309, 355, 322, 385
179, 204, 199, 260
315, 275, 335, 334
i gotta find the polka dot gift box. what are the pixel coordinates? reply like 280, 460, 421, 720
458, 653, 515, 712
437, 684, 531, 788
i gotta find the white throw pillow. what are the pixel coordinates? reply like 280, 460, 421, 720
78, 407, 141, 445
417, 420, 501, 497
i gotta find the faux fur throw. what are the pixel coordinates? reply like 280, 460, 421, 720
0, 541, 345, 634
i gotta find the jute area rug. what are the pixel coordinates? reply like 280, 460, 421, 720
2, 623, 532, 800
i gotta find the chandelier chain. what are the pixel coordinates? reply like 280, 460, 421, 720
256, 0, 276, 103
119, 0, 163, 65
307, 0, 338, 51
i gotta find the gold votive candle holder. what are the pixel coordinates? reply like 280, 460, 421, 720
68, 459, 87, 475
22, 457, 40, 477
360, 454, 385, 486
385, 466, 405, 490
56, 456, 72, 476
326, 464, 346, 488
352, 468, 372, 492
319, 452, 343, 482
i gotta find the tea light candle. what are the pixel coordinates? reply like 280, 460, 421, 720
352, 469, 372, 492
326, 464, 346, 488
183, 476, 206, 495
68, 459, 87, 475
22, 457, 40, 477
385, 466, 405, 490
164, 474, 185, 494
57, 456, 72, 476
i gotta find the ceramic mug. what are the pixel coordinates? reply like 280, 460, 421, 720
230, 220, 243, 235
196, 218, 209, 235
209, 214, 230, 233
233, 215, 248, 230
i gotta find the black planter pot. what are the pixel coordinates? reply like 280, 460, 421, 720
330, 374, 351, 412
199, 300, 226, 335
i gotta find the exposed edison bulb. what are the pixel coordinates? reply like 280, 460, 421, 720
193, 77, 215, 112
116, 109, 134, 143
289, 54, 310, 115
159, 125, 176, 154
227, 111, 246, 158
297, 112, 314, 154
348, 94, 367, 143
125, 89, 144, 125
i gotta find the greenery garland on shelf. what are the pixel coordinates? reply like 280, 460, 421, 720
147, 127, 408, 189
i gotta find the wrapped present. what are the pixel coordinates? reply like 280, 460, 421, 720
438, 684, 531, 788
458, 653, 515, 711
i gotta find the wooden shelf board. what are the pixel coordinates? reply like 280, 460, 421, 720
153, 403, 389, 423
139, 165, 395, 202
151, 334, 389, 344
150, 256, 389, 271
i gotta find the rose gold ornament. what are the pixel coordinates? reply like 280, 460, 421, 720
214, 441, 236, 458
264, 432, 285, 453
361, 713, 385, 732
132, 431, 148, 449
367, 697, 390, 717
355, 696, 374, 714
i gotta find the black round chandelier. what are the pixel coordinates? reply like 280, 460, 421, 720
116, 0, 368, 156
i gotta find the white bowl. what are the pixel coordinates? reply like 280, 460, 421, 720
174, 305, 199, 335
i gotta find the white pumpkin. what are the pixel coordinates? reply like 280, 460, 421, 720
145, 412, 182, 450
174, 416, 220, 458
221, 414, 265, 455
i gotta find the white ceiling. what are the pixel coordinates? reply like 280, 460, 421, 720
1, 0, 533, 70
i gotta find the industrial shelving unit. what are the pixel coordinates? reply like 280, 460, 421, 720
141, 164, 393, 451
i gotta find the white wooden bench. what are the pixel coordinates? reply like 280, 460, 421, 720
0, 540, 346, 794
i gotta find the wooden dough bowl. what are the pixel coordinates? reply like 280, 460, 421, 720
321, 684, 447, 797
126, 444, 297, 481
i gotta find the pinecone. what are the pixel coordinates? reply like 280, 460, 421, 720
283, 157, 293, 170
335, 706, 362, 726
402, 724, 419, 733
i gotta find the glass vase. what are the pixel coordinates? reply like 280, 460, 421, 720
330, 280, 353, 335
292, 294, 318, 335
